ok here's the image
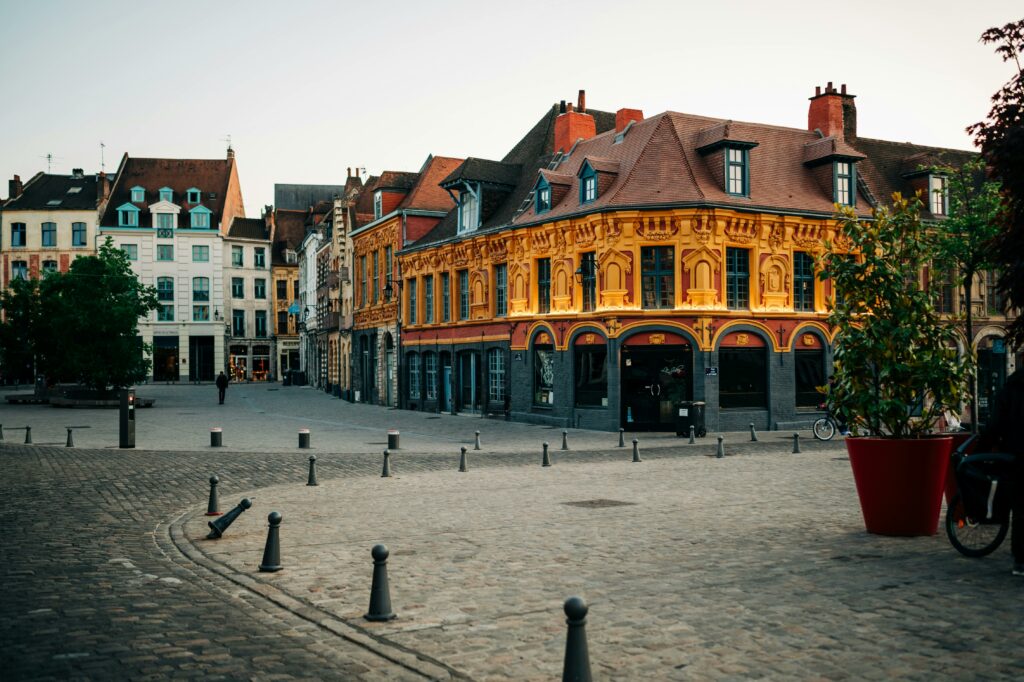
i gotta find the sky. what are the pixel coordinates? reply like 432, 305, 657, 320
1, 0, 1020, 214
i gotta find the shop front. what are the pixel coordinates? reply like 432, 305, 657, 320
620, 331, 694, 431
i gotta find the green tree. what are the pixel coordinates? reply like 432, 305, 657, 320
822, 193, 971, 438
929, 158, 1003, 431
970, 19, 1024, 342
38, 238, 158, 392
0, 277, 42, 384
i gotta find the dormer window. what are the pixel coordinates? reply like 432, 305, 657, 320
726, 147, 749, 197
159, 187, 173, 203
580, 164, 597, 204
130, 186, 145, 203
186, 188, 201, 204
373, 191, 382, 219
117, 203, 140, 227
535, 177, 551, 213
929, 175, 949, 216
190, 205, 211, 228
459, 184, 480, 234
834, 161, 855, 206
156, 213, 174, 229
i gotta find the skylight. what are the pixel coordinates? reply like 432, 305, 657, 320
67, 187, 82, 194
47, 199, 62, 206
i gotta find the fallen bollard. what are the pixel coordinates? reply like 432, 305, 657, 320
632, 438, 641, 463
205, 475, 222, 516
207, 498, 252, 539
210, 427, 223, 447
66, 428, 74, 448
459, 446, 468, 473
364, 544, 396, 621
307, 455, 318, 486
562, 596, 592, 682
749, 422, 758, 442
258, 511, 283, 573
793, 433, 801, 454
542, 441, 551, 467
381, 449, 392, 478
474, 430, 481, 451
688, 425, 696, 445
561, 430, 569, 451
618, 428, 625, 448
298, 428, 311, 449
716, 435, 725, 459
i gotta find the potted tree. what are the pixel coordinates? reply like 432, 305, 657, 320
822, 193, 972, 536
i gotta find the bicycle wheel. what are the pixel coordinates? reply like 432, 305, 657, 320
812, 417, 835, 441
945, 493, 1009, 558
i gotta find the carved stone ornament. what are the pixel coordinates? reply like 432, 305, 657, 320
691, 214, 713, 244
792, 223, 824, 250
637, 216, 679, 241
768, 223, 784, 253
724, 216, 758, 244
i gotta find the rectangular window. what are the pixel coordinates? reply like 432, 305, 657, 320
933, 276, 954, 314
158, 304, 174, 321
193, 277, 210, 301
726, 247, 750, 309
232, 246, 243, 267
408, 353, 421, 399
441, 272, 451, 322
41, 222, 56, 247
121, 243, 138, 260
11, 260, 28, 280
458, 270, 469, 320
232, 277, 244, 299
460, 190, 478, 232
360, 255, 367, 307
277, 279, 287, 299
373, 191, 382, 219
795, 349, 825, 408
372, 251, 379, 303
582, 175, 597, 203
232, 310, 245, 336
193, 305, 210, 322
488, 348, 506, 402
494, 264, 507, 317
187, 189, 200, 204
408, 278, 417, 325
987, 271, 1004, 315
119, 209, 138, 227
11, 222, 26, 247
191, 211, 209, 229
930, 175, 949, 215
157, 244, 174, 261
192, 245, 209, 262
385, 246, 393, 295
533, 345, 555, 405
574, 345, 607, 407
835, 161, 855, 206
254, 247, 266, 268
719, 347, 767, 409
72, 222, 87, 246
641, 246, 674, 309
255, 311, 267, 338
293, 280, 299, 299
131, 187, 144, 202
424, 276, 434, 323
159, 188, 173, 203
157, 276, 175, 301
793, 252, 815, 312
277, 311, 289, 334
254, 278, 266, 299
41, 260, 58, 275
536, 186, 551, 213
580, 252, 597, 312
537, 258, 551, 314
425, 353, 437, 400
157, 213, 174, 229
726, 147, 748, 196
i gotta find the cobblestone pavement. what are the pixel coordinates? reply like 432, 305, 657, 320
3, 385, 1022, 679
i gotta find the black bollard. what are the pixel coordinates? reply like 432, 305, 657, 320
749, 422, 758, 442
632, 438, 641, 463
542, 441, 552, 467
0, 424, 4, 441
258, 511, 283, 573
561, 430, 569, 451
298, 428, 311, 449
562, 596, 592, 682
716, 435, 725, 459
207, 497, 252, 539
474, 430, 481, 451
792, 433, 801, 454
210, 427, 223, 447
618, 428, 625, 448
66, 428, 74, 448
205, 475, 222, 516
25, 426, 32, 444
307, 455, 319, 486
459, 446, 468, 472
688, 425, 696, 445
381, 449, 392, 477
364, 544, 396, 621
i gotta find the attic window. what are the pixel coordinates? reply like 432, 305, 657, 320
159, 187, 173, 203
285, 249, 297, 264
535, 177, 551, 214
373, 191, 382, 219
580, 164, 597, 204
834, 162, 855, 207
929, 175, 949, 216
131, 186, 145, 203
458, 184, 479, 234
67, 187, 82, 194
726, 147, 749, 197
186, 188, 201, 204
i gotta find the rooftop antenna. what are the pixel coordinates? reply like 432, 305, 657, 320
100, 141, 106, 172
39, 153, 63, 173
222, 134, 232, 152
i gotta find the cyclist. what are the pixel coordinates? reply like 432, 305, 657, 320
984, 368, 1024, 577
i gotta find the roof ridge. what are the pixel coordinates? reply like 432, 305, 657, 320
609, 113, 704, 204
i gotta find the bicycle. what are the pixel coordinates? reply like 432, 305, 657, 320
812, 404, 847, 441
945, 434, 1015, 558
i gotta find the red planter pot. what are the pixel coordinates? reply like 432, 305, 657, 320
846, 436, 953, 536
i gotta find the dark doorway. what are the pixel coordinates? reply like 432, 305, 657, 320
458, 350, 481, 412
621, 344, 693, 430
189, 336, 215, 382
440, 352, 453, 412
153, 336, 179, 382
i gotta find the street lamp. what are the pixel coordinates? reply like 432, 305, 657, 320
383, 278, 403, 301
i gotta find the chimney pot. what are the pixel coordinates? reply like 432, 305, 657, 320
841, 83, 847, 95
559, 100, 566, 114
566, 102, 573, 113
827, 81, 834, 92
578, 89, 586, 113
8, 174, 24, 200
815, 86, 821, 96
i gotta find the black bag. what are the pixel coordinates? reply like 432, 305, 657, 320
956, 453, 1016, 522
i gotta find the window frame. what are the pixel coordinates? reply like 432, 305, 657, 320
159, 187, 173, 203
459, 186, 479, 234
192, 276, 210, 302
232, 310, 246, 337
408, 277, 418, 325
192, 244, 210, 262
11, 222, 26, 247
254, 247, 266, 268
441, 272, 451, 322
41, 221, 56, 247
930, 174, 949, 216
408, 352, 422, 399
72, 222, 87, 247
425, 352, 438, 400
156, 244, 174, 262
157, 276, 175, 302
192, 305, 210, 322
725, 146, 749, 197
725, 247, 750, 310
11, 260, 28, 280
640, 246, 674, 309
254, 310, 268, 338
232, 277, 244, 299
488, 348, 506, 403
130, 186, 145, 203
793, 251, 815, 312
458, 269, 470, 320
494, 263, 508, 317
580, 252, 597, 312
580, 163, 598, 204
537, 258, 551, 314
834, 161, 856, 207
535, 178, 551, 213
231, 245, 244, 267
424, 276, 434, 324
254, 278, 266, 300
121, 243, 138, 260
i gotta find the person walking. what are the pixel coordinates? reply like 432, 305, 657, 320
983, 368, 1024, 576
216, 371, 229, 405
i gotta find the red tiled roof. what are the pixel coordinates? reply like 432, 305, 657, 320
400, 156, 463, 212
272, 208, 306, 264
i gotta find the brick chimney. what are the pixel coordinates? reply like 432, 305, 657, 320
808, 82, 856, 140
615, 108, 644, 132
97, 171, 110, 203
554, 89, 596, 153
8, 174, 23, 199
226, 146, 235, 160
